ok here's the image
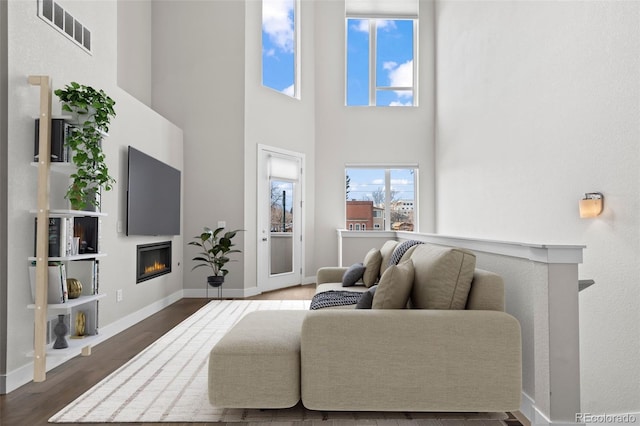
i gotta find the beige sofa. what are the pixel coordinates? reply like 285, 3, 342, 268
209, 241, 522, 413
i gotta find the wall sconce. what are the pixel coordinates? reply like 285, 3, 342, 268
579, 192, 604, 218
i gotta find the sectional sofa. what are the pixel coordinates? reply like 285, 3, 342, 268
208, 240, 522, 413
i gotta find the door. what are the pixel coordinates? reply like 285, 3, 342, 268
257, 145, 303, 292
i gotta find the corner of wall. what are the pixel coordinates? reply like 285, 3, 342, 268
0, 0, 8, 393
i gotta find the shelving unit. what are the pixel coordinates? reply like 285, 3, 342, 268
28, 75, 107, 382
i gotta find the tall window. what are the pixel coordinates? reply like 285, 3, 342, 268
345, 166, 418, 231
347, 19, 416, 106
262, 0, 298, 98
345, 0, 418, 107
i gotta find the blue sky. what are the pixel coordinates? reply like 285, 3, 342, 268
346, 168, 415, 203
262, 0, 295, 96
347, 19, 414, 106
262, 2, 414, 105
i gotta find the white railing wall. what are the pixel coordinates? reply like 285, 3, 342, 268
337, 229, 585, 425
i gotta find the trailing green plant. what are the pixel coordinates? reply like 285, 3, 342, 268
54, 82, 116, 210
189, 227, 243, 277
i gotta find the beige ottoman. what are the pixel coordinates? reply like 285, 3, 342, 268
208, 310, 307, 408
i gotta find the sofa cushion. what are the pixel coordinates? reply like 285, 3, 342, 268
379, 240, 399, 275
410, 244, 476, 310
355, 285, 377, 309
362, 248, 382, 287
342, 263, 365, 287
372, 260, 414, 309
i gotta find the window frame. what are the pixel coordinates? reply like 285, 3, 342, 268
345, 164, 419, 232
262, 0, 301, 99
345, 17, 418, 107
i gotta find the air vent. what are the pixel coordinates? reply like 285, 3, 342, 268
38, 0, 91, 54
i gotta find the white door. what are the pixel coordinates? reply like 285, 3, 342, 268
257, 145, 303, 293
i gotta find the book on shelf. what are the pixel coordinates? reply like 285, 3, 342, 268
34, 118, 73, 162
29, 261, 68, 304
34, 217, 76, 257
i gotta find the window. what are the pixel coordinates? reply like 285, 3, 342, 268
345, 0, 418, 107
346, 19, 416, 107
345, 166, 418, 231
262, 0, 298, 98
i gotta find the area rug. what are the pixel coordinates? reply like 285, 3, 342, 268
49, 299, 511, 424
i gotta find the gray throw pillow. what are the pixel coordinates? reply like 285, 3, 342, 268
356, 285, 377, 309
342, 262, 365, 287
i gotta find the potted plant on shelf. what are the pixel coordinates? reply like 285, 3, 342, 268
189, 226, 243, 287
54, 82, 116, 210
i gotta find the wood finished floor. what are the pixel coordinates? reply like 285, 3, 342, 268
0, 285, 315, 426
0, 284, 523, 426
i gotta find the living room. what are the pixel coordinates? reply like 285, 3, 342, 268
1, 0, 639, 425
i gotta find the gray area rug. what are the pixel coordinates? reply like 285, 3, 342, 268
49, 299, 512, 424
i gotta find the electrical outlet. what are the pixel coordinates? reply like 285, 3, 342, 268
116, 289, 123, 302
217, 220, 226, 228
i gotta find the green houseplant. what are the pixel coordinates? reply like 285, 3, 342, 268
189, 226, 242, 287
54, 82, 116, 210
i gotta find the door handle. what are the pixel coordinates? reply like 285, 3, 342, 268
262, 238, 268, 242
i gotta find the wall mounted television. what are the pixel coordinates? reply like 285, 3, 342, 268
127, 146, 181, 236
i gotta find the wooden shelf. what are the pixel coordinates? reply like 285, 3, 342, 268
27, 293, 106, 310
29, 208, 107, 217
28, 252, 106, 262
30, 161, 75, 174
26, 332, 102, 358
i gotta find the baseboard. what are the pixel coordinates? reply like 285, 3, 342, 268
518, 391, 639, 426
182, 286, 261, 299
303, 275, 315, 285
2, 290, 184, 394
99, 290, 184, 338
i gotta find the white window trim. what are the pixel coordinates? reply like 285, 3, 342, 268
345, 164, 419, 232
346, 17, 418, 107
262, 0, 301, 99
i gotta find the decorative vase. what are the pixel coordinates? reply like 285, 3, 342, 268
73, 311, 86, 338
53, 314, 69, 349
67, 278, 83, 299
207, 276, 224, 288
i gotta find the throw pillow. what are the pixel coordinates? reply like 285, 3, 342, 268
362, 248, 382, 287
355, 285, 377, 309
389, 240, 424, 266
379, 240, 399, 276
372, 260, 414, 309
410, 244, 476, 310
342, 262, 365, 287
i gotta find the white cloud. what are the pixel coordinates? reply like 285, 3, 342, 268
387, 59, 413, 89
262, 0, 294, 53
389, 100, 413, 106
378, 20, 397, 31
351, 19, 369, 33
383, 61, 397, 71
281, 84, 295, 97
372, 179, 384, 185
352, 19, 397, 33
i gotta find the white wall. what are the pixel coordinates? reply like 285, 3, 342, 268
117, 0, 152, 106
313, 0, 436, 270
243, 0, 316, 287
435, 0, 640, 416
4, 0, 183, 387
152, 0, 246, 294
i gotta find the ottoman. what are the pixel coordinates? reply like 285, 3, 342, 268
208, 310, 308, 408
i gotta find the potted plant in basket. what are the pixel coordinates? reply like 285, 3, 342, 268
54, 82, 116, 210
189, 226, 243, 287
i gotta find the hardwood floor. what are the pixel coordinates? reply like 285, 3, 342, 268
0, 284, 523, 426
0, 285, 314, 426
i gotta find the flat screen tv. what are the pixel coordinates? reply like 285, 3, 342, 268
127, 146, 181, 236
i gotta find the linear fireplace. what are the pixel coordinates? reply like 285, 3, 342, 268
136, 241, 172, 283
